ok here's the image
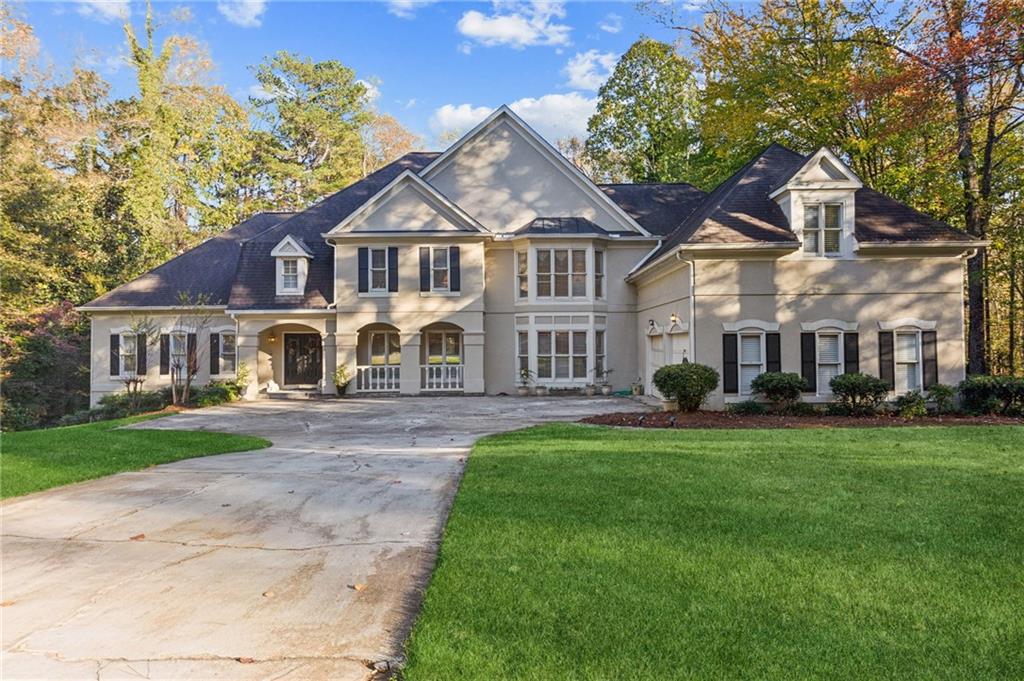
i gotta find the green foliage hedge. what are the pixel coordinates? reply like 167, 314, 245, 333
751, 372, 805, 406
652, 363, 719, 412
828, 373, 890, 416
958, 375, 1024, 415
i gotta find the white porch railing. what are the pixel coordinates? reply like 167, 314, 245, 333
421, 364, 464, 391
356, 365, 400, 392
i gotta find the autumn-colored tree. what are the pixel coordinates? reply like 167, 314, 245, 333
362, 113, 421, 175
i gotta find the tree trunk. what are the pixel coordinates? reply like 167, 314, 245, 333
1011, 251, 1018, 375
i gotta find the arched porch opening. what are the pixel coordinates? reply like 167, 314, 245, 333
420, 322, 465, 392
355, 323, 401, 392
256, 322, 325, 392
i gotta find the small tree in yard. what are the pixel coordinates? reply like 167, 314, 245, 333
653, 363, 719, 412
169, 292, 215, 406
117, 315, 158, 413
751, 372, 805, 411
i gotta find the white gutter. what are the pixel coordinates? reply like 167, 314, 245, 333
625, 240, 664, 279
676, 251, 697, 362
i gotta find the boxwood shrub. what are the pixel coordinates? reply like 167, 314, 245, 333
751, 372, 805, 408
958, 375, 1024, 415
652, 362, 719, 412
828, 373, 889, 416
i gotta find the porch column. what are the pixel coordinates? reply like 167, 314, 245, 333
463, 331, 485, 394
237, 333, 260, 400
321, 332, 336, 395
337, 331, 358, 394
399, 331, 421, 395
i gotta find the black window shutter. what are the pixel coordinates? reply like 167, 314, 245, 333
160, 334, 170, 375
766, 332, 781, 373
843, 332, 859, 374
723, 333, 738, 394
357, 247, 369, 293
800, 332, 816, 393
450, 246, 461, 292
136, 333, 147, 375
110, 334, 120, 376
878, 331, 895, 389
187, 333, 197, 374
387, 246, 399, 292
419, 247, 430, 292
210, 333, 220, 375
922, 330, 938, 389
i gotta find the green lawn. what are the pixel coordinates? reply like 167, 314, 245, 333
1, 415, 270, 499
403, 424, 1024, 681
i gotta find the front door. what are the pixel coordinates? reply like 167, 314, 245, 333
284, 333, 322, 386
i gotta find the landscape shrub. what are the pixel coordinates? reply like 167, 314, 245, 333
98, 390, 169, 418
783, 401, 819, 417
828, 373, 889, 416
893, 391, 927, 418
726, 400, 768, 415
958, 375, 1024, 415
652, 363, 719, 412
751, 372, 805, 409
926, 383, 956, 414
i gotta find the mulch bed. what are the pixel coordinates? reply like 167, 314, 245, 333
581, 411, 1024, 429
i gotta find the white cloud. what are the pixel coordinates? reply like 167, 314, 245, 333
457, 41, 474, 55
563, 50, 617, 91
357, 79, 381, 102
598, 12, 621, 34
387, 0, 435, 19
457, 1, 571, 49
430, 92, 596, 143
217, 0, 267, 28
74, 0, 130, 22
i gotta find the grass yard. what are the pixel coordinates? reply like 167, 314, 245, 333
1, 415, 270, 499
403, 424, 1024, 681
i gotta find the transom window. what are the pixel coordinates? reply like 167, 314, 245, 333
425, 331, 461, 365
536, 330, 587, 380
895, 331, 921, 393
431, 248, 450, 291
370, 331, 401, 366
594, 250, 605, 299
816, 333, 841, 391
536, 249, 586, 298
739, 333, 765, 395
516, 251, 528, 299
281, 259, 299, 291
220, 333, 237, 374
803, 203, 842, 256
370, 248, 389, 292
120, 333, 138, 376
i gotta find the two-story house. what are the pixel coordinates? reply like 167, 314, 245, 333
80, 106, 984, 409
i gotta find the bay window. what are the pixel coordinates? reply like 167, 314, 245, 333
594, 250, 605, 299
516, 251, 528, 299
536, 248, 586, 299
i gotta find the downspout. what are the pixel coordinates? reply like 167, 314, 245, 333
675, 251, 697, 362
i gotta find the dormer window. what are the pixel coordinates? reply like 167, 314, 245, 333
271, 235, 313, 296
803, 203, 842, 256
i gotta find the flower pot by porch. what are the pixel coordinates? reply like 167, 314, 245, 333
335, 381, 350, 396
601, 385, 613, 396
535, 386, 549, 396
584, 386, 597, 397
517, 386, 530, 396
661, 398, 678, 412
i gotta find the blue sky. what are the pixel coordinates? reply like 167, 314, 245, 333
22, 1, 693, 146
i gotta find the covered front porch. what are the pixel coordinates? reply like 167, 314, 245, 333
236, 315, 337, 399
351, 321, 475, 394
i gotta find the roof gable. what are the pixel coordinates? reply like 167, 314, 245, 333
326, 170, 486, 235
769, 147, 862, 196
270, 234, 314, 257
422, 106, 649, 235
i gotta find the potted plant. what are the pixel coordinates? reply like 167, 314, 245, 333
535, 384, 549, 397
333, 365, 351, 396
597, 368, 614, 395
517, 367, 534, 396
631, 378, 644, 396
584, 384, 597, 397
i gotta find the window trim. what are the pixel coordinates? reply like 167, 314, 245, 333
802, 202, 844, 257
430, 247, 450, 293
119, 332, 139, 377
424, 330, 462, 365
218, 332, 237, 376
280, 258, 300, 292
594, 250, 605, 300
814, 331, 844, 396
369, 247, 390, 293
893, 328, 923, 395
535, 247, 588, 300
515, 250, 529, 300
738, 331, 766, 396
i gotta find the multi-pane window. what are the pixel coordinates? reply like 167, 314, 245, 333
816, 333, 841, 391
535, 330, 587, 380
425, 331, 461, 364
370, 331, 401, 365
220, 333, 237, 374
516, 251, 528, 299
595, 330, 606, 379
370, 248, 388, 292
739, 333, 764, 395
431, 248, 450, 291
594, 250, 605, 299
170, 332, 188, 373
120, 333, 138, 375
803, 203, 842, 256
281, 259, 299, 291
895, 331, 920, 393
517, 331, 529, 374
536, 249, 586, 298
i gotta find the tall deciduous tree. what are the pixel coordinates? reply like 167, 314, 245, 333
585, 38, 702, 184
362, 113, 421, 175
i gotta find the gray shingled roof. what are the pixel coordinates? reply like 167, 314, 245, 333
598, 182, 707, 236
854, 187, 971, 242
80, 211, 295, 308
514, 217, 611, 236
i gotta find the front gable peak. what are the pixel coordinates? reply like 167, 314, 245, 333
270, 234, 313, 258
769, 147, 862, 198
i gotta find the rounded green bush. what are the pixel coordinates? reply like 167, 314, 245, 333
751, 372, 805, 406
894, 390, 927, 418
829, 373, 889, 416
652, 362, 719, 412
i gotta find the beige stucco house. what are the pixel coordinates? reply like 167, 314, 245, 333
80, 107, 984, 409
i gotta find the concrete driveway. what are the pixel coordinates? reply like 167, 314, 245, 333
2, 396, 643, 680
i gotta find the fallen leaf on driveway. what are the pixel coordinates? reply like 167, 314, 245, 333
236, 657, 255, 664
129, 533, 145, 541
262, 590, 275, 598
349, 583, 367, 592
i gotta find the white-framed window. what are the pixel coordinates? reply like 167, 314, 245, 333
431, 247, 450, 292
739, 333, 765, 395
281, 258, 299, 291
816, 332, 842, 392
517, 331, 529, 374
536, 248, 586, 299
369, 330, 401, 366
425, 331, 461, 365
220, 333, 237, 374
516, 251, 528, 299
370, 248, 389, 292
895, 330, 921, 393
594, 250, 605, 299
594, 330, 606, 379
803, 203, 842, 256
120, 333, 138, 376
170, 332, 188, 371
536, 330, 587, 380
